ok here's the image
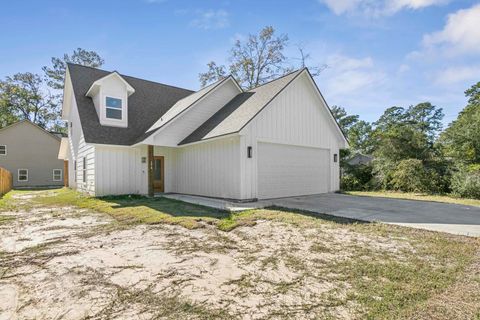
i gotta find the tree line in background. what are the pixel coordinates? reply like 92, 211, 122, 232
0, 48, 104, 132
1, 26, 478, 199
336, 82, 480, 199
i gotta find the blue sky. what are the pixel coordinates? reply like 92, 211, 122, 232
1, 0, 479, 125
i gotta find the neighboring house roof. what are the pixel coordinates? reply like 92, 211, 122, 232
347, 153, 373, 166
67, 63, 194, 146
0, 120, 61, 141
179, 69, 304, 145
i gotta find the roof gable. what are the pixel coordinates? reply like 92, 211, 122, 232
302, 68, 349, 146
0, 120, 61, 142
85, 71, 135, 97
180, 68, 348, 146
146, 76, 241, 133
179, 69, 303, 145
67, 63, 193, 146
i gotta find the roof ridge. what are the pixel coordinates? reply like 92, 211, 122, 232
164, 76, 230, 111
67, 63, 194, 93
247, 68, 304, 91
144, 75, 233, 134
0, 119, 61, 141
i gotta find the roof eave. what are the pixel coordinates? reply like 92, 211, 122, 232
303, 68, 349, 148
177, 131, 241, 147
143, 76, 241, 138
85, 71, 136, 98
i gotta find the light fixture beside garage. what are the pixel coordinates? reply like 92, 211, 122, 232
334, 154, 338, 163
247, 146, 253, 158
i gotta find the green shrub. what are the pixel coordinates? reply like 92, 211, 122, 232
341, 164, 374, 191
451, 166, 480, 199
372, 159, 397, 190
391, 159, 429, 192
423, 169, 448, 194
378, 158, 449, 194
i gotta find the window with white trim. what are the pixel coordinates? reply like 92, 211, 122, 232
53, 169, 62, 181
18, 169, 28, 182
105, 96, 123, 120
0, 145, 6, 155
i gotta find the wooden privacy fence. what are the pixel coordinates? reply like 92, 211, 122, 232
0, 167, 12, 196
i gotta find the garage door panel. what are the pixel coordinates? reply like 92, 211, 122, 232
258, 142, 330, 199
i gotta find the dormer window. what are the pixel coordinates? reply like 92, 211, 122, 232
105, 97, 123, 120
85, 71, 134, 128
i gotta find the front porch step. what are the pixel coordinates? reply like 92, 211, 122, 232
160, 194, 269, 212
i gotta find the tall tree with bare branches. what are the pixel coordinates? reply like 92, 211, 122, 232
199, 26, 289, 89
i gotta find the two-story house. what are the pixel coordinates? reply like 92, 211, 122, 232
58, 64, 347, 200
0, 120, 65, 188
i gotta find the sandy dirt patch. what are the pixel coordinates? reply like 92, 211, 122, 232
0, 191, 458, 319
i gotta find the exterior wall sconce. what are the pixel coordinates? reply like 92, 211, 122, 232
247, 146, 253, 158
141, 157, 146, 163
334, 154, 338, 163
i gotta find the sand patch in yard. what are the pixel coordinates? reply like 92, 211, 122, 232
0, 190, 477, 319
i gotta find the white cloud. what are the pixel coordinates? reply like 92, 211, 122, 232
190, 9, 229, 30
319, 0, 449, 16
422, 4, 480, 55
398, 64, 410, 73
435, 65, 480, 85
388, 0, 448, 11
320, 54, 385, 96
320, 0, 362, 15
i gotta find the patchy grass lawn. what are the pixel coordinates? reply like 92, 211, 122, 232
0, 188, 479, 319
346, 190, 480, 207
32, 188, 230, 229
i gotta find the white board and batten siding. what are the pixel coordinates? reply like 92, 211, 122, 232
151, 80, 241, 147
93, 138, 240, 199
75, 134, 96, 195
240, 72, 343, 199
95, 145, 148, 196
176, 136, 241, 199
66, 85, 96, 195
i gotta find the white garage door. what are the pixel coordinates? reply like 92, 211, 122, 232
257, 142, 330, 199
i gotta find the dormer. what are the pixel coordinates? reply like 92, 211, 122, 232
86, 72, 135, 128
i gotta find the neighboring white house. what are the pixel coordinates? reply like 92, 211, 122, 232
58, 63, 347, 200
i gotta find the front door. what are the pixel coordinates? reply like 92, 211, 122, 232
153, 156, 164, 193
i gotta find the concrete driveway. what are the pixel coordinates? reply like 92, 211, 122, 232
270, 193, 480, 237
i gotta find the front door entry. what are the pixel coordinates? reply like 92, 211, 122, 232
153, 156, 164, 193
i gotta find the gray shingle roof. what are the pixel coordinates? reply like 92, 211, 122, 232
146, 77, 231, 133
347, 154, 373, 166
179, 69, 304, 145
68, 65, 338, 148
68, 63, 193, 146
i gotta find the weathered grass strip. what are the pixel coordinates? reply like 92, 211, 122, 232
346, 191, 480, 207
34, 188, 229, 229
